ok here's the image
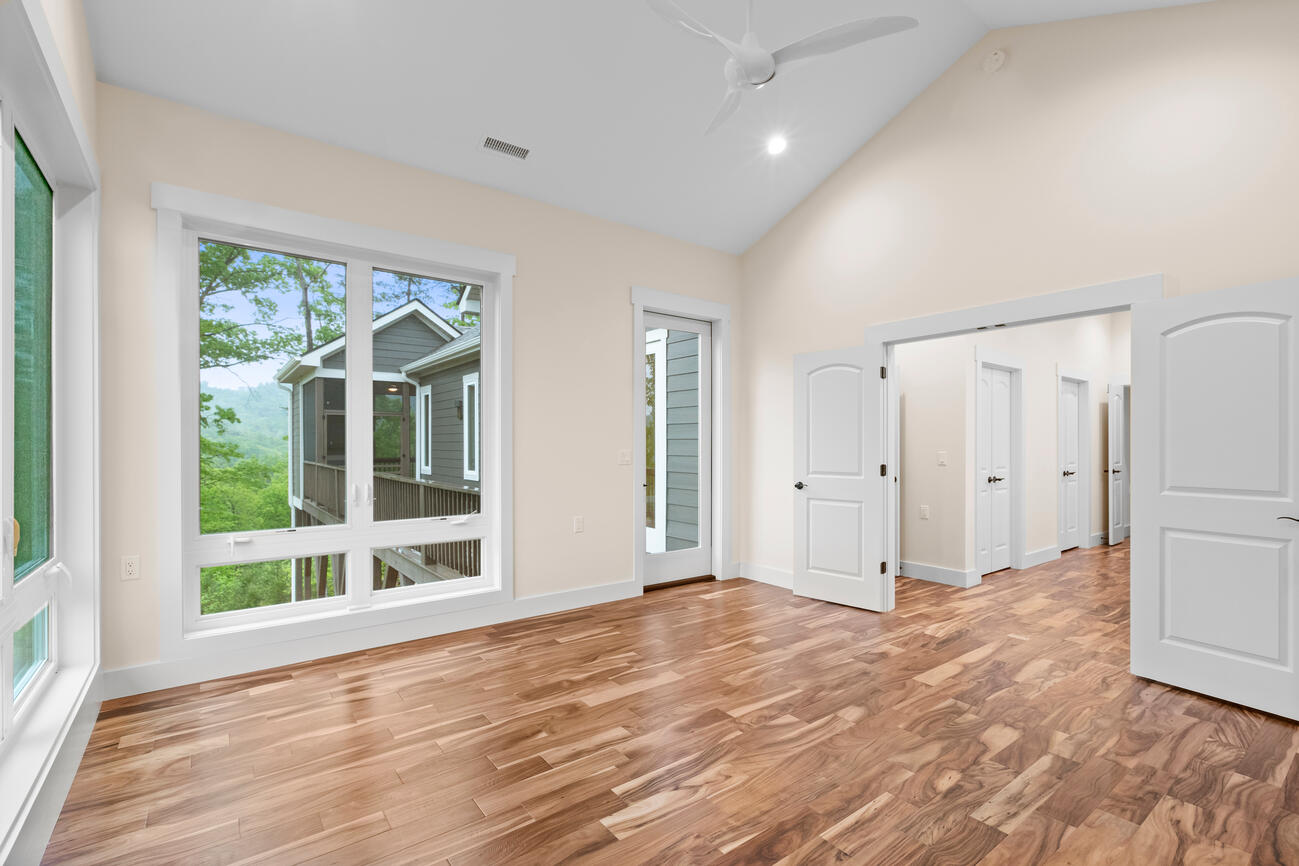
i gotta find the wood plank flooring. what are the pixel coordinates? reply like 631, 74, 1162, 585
45, 541, 1299, 864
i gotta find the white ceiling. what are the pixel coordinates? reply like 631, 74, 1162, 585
85, 0, 1204, 253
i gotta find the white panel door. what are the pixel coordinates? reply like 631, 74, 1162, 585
1108, 382, 1129, 544
1059, 379, 1083, 551
1132, 278, 1299, 719
977, 366, 1013, 574
793, 347, 889, 611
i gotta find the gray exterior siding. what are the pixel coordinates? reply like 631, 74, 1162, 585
665, 331, 700, 551
322, 316, 448, 372
416, 357, 480, 493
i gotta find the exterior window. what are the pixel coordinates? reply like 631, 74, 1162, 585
179, 226, 495, 628
12, 607, 49, 701
463, 372, 480, 482
12, 132, 53, 582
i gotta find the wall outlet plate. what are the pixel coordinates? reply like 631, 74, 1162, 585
618, 449, 631, 465
573, 516, 584, 533
121, 554, 141, 581
919, 505, 931, 520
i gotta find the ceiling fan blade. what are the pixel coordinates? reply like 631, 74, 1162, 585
705, 88, 743, 135
647, 0, 723, 43
772, 16, 918, 70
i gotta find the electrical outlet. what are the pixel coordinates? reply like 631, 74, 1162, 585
617, 449, 631, 465
919, 505, 931, 520
937, 451, 948, 467
573, 516, 584, 533
121, 554, 141, 581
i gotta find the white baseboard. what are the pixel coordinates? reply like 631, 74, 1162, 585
1022, 546, 1063, 569
1, 666, 100, 866
1085, 531, 1106, 548
102, 580, 642, 701
900, 561, 981, 588
737, 562, 792, 590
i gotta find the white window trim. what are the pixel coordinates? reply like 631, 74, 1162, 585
462, 371, 480, 482
153, 183, 514, 662
0, 0, 101, 860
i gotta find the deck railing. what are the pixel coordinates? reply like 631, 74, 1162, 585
300, 461, 481, 583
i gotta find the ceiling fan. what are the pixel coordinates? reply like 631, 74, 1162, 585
648, 0, 919, 134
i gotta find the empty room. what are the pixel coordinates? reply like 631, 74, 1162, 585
1, 0, 1297, 864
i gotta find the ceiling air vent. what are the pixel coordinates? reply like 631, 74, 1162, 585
482, 136, 530, 161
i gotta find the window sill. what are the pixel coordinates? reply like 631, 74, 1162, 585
0, 661, 97, 861
177, 578, 506, 653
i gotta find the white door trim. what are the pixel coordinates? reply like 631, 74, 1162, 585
630, 286, 732, 589
867, 275, 1163, 594
974, 348, 1027, 574
1057, 367, 1093, 550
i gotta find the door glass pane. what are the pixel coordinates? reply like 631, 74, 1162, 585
13, 132, 54, 582
372, 540, 481, 592
370, 269, 481, 522
201, 554, 346, 615
644, 328, 701, 553
198, 241, 347, 535
13, 606, 49, 700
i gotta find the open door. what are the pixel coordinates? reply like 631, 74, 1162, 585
1132, 278, 1299, 719
1107, 379, 1130, 544
792, 346, 890, 611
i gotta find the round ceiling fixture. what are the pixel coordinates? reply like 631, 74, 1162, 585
766, 134, 788, 156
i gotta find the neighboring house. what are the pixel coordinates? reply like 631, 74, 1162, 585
274, 299, 482, 585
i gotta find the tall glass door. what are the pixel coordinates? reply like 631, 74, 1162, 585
643, 313, 711, 585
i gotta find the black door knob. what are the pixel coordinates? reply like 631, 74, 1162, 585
794, 482, 805, 490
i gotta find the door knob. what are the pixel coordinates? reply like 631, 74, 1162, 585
1112, 469, 1122, 474
794, 481, 806, 490
987, 475, 1005, 483
1062, 470, 1076, 477
1280, 517, 1299, 523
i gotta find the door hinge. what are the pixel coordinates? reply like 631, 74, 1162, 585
880, 464, 887, 477
880, 561, 887, 574
880, 366, 887, 379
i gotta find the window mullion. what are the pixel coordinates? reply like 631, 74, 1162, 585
346, 259, 374, 611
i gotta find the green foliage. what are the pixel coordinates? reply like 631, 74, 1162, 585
198, 241, 346, 614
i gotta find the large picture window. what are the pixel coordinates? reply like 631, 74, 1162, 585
170, 204, 503, 639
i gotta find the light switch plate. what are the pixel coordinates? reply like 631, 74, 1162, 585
937, 451, 948, 467
919, 505, 931, 520
617, 449, 631, 465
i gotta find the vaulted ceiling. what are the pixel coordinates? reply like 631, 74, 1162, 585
86, 0, 1204, 252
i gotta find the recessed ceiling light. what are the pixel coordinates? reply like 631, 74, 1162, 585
766, 135, 788, 156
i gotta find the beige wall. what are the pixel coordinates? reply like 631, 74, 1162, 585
895, 312, 1130, 573
97, 83, 741, 670
736, 0, 1299, 575
39, 0, 96, 150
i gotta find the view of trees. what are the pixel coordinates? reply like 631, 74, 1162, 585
197, 242, 476, 615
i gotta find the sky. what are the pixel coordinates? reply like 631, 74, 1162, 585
200, 243, 470, 391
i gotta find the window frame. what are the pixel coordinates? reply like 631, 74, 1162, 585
0, 104, 61, 748
154, 184, 514, 660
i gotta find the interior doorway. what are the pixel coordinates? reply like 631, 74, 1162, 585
887, 313, 1127, 590
642, 312, 712, 586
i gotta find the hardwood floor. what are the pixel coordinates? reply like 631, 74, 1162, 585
45, 541, 1299, 864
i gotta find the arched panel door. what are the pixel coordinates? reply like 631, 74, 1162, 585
792, 347, 889, 611
1132, 278, 1299, 719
